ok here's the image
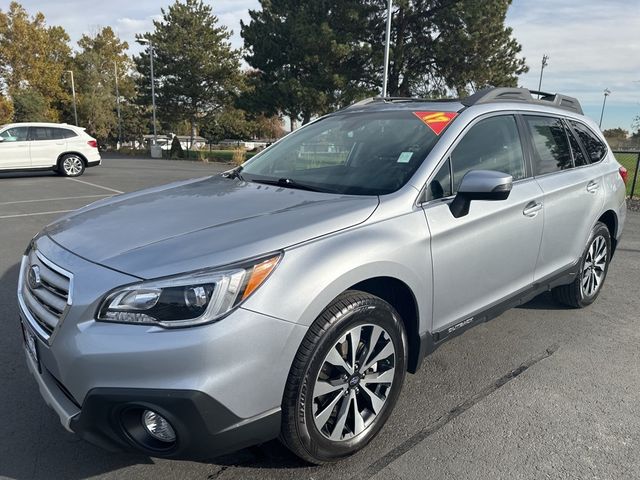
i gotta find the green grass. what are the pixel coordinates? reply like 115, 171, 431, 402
614, 152, 640, 197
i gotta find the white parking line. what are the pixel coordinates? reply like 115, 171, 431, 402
67, 177, 124, 194
0, 194, 110, 206
0, 210, 74, 219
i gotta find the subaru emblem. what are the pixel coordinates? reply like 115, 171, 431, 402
28, 265, 41, 290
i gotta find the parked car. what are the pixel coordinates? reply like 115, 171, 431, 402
0, 122, 101, 176
17, 88, 626, 464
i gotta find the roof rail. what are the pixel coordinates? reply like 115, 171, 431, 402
461, 87, 583, 115
347, 96, 466, 111
347, 96, 432, 109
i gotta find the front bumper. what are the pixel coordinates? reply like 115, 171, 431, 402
24, 347, 280, 458
19, 236, 307, 458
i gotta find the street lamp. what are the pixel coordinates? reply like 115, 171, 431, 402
139, 38, 158, 146
537, 54, 549, 94
381, 0, 393, 98
114, 61, 123, 150
65, 70, 78, 126
599, 88, 611, 129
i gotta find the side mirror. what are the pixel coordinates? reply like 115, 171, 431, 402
0, 137, 4, 143
449, 170, 513, 218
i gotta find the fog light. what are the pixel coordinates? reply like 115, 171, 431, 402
142, 410, 176, 443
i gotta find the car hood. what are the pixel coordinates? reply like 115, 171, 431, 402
43, 176, 379, 278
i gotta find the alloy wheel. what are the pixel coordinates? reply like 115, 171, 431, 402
581, 235, 607, 298
312, 323, 396, 441
63, 156, 83, 176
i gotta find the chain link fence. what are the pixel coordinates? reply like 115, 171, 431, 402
613, 151, 640, 199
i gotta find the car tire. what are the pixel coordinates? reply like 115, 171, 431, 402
58, 154, 86, 177
280, 290, 407, 464
552, 221, 611, 308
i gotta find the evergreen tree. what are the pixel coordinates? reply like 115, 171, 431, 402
241, 0, 376, 127
135, 0, 242, 140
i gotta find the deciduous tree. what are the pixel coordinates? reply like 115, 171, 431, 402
0, 2, 72, 120
74, 27, 135, 142
0, 94, 13, 123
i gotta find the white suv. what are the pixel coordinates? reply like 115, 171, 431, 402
0, 122, 101, 177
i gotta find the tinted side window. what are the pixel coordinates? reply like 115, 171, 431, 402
524, 116, 572, 175
569, 121, 607, 163
0, 127, 29, 142
427, 159, 452, 201
566, 127, 588, 167
61, 129, 77, 138
450, 115, 525, 192
30, 127, 55, 141
49, 128, 65, 140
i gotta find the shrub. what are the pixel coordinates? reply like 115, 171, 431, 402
232, 147, 246, 166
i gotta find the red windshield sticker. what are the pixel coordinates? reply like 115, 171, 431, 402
413, 111, 458, 135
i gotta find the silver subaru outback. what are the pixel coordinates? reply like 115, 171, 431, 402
18, 87, 627, 464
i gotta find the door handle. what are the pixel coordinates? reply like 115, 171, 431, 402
586, 181, 599, 193
523, 201, 543, 217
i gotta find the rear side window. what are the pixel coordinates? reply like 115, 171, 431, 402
565, 126, 588, 167
29, 127, 55, 141
450, 115, 526, 192
569, 121, 607, 163
524, 116, 573, 175
50, 128, 65, 140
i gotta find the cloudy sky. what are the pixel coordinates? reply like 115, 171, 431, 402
14, 0, 640, 131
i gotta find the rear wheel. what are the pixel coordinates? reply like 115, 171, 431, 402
58, 154, 85, 177
280, 290, 407, 464
552, 222, 611, 308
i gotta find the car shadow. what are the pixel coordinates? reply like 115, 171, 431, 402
517, 291, 573, 310
0, 171, 57, 179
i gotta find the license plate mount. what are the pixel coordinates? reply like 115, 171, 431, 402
21, 320, 41, 372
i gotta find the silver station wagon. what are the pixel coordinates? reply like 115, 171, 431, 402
18, 87, 627, 464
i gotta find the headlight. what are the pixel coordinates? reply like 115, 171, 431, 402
97, 254, 281, 327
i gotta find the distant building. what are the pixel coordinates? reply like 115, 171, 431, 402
219, 139, 269, 150
143, 134, 207, 150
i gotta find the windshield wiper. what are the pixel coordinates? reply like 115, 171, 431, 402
222, 166, 245, 181
251, 178, 326, 192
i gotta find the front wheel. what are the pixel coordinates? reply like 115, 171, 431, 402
552, 221, 612, 308
280, 290, 407, 464
58, 154, 85, 177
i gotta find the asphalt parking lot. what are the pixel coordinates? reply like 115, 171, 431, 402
1, 156, 639, 480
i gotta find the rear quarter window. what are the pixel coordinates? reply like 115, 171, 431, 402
62, 129, 78, 139
569, 121, 607, 163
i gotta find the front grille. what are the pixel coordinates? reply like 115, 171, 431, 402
19, 248, 73, 342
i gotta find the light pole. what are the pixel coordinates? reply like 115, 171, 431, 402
599, 88, 611, 129
114, 61, 123, 149
65, 70, 78, 126
381, 0, 393, 98
537, 54, 549, 94
139, 39, 158, 146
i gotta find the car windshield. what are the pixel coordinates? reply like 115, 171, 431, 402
240, 110, 445, 195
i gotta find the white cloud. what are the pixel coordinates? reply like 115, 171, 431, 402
506, 0, 640, 128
